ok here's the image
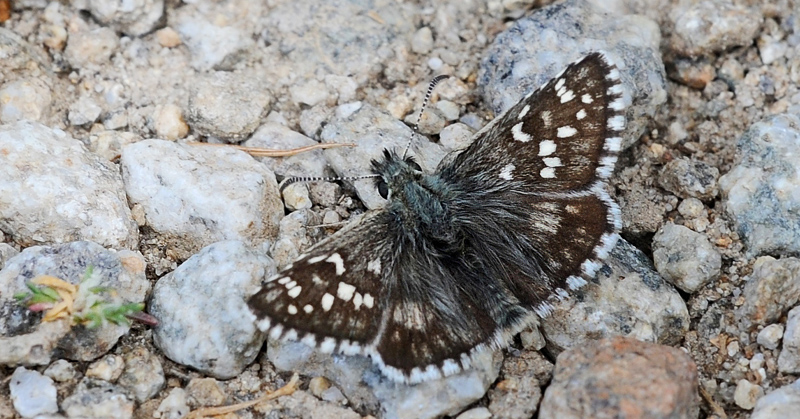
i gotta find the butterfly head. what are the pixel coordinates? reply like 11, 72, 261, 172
371, 148, 423, 200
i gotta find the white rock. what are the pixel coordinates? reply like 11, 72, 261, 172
86, 354, 125, 382
0, 79, 52, 123
290, 79, 331, 107
733, 379, 764, 410
439, 122, 474, 152
68, 96, 102, 126
779, 306, 800, 373
758, 324, 784, 350
435, 100, 461, 121
9, 367, 58, 418
87, 0, 165, 36
121, 140, 283, 260
156, 388, 190, 419
64, 27, 119, 68
44, 359, 77, 382
173, 5, 254, 71
283, 183, 313, 211
411, 26, 434, 54
153, 104, 189, 140
150, 241, 275, 379
751, 378, 800, 419
0, 121, 139, 249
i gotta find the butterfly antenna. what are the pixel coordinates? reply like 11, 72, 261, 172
279, 174, 380, 191
402, 74, 450, 159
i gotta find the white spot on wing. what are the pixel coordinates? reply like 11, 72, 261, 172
576, 109, 587, 120
363, 293, 375, 308
581, 94, 593, 104
540, 110, 552, 128
321, 293, 334, 311
557, 126, 577, 138
567, 275, 587, 290
287, 286, 302, 298
287, 304, 297, 315
518, 104, 531, 119
303, 304, 313, 313
606, 68, 620, 81
540, 167, 556, 178
555, 78, 565, 91
277, 277, 291, 285
320, 337, 336, 353
308, 255, 327, 264
499, 164, 515, 180
337, 282, 356, 301
543, 157, 563, 167
326, 253, 346, 275
367, 258, 381, 275
610, 98, 625, 111
512, 122, 532, 142
538, 140, 556, 156
608, 115, 625, 131
605, 137, 622, 152
353, 292, 363, 309
560, 89, 575, 103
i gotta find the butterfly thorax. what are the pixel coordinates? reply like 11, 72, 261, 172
372, 149, 456, 248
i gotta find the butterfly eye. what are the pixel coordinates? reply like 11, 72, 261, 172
378, 180, 389, 199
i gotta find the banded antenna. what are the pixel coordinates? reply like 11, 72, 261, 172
402, 74, 450, 159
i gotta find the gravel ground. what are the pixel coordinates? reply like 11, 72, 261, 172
1, 0, 800, 418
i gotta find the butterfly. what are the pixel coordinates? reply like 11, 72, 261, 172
248, 52, 626, 384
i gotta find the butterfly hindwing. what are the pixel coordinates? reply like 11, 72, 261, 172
249, 212, 391, 354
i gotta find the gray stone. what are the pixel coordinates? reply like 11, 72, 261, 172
320, 103, 447, 209
186, 71, 271, 140
652, 222, 721, 293
121, 140, 283, 260
86, 0, 164, 37
150, 241, 274, 379
669, 1, 762, 57
541, 239, 690, 353
411, 26, 434, 55
478, 0, 666, 149
117, 347, 165, 402
0, 242, 149, 363
0, 78, 52, 124
87, 130, 142, 161
735, 256, 800, 328
751, 379, 800, 419
62, 378, 134, 419
719, 114, 800, 257
456, 407, 492, 419
9, 367, 58, 418
658, 158, 719, 201
0, 122, 139, 249
779, 306, 800, 374
290, 79, 332, 107
267, 338, 501, 419
270, 390, 360, 419
0, 243, 19, 270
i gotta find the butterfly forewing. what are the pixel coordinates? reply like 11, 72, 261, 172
443, 52, 624, 192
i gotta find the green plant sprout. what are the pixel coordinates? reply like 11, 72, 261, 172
14, 266, 152, 328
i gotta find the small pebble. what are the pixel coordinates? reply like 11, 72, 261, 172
758, 324, 784, 350
86, 354, 125, 382
734, 379, 764, 410
308, 376, 332, 398
153, 104, 189, 140
156, 388, 190, 419
283, 183, 313, 211
411, 26, 434, 54
44, 359, 77, 382
156, 27, 182, 48
435, 100, 460, 121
